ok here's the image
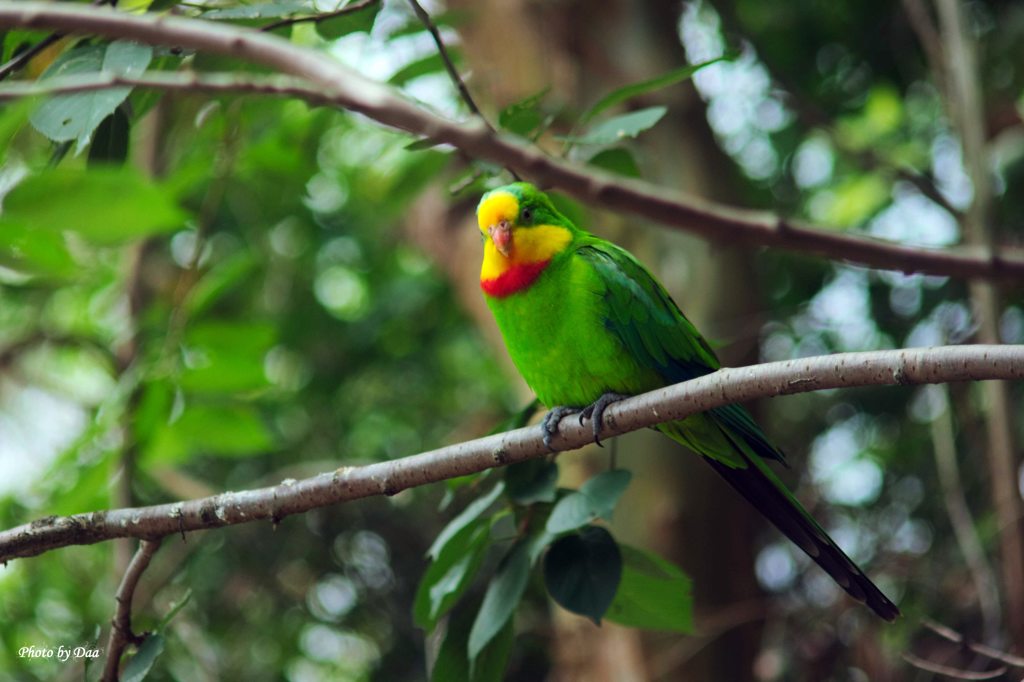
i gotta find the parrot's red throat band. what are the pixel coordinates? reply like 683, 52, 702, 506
480, 260, 550, 297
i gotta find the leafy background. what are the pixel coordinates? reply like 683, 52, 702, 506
1, 0, 1023, 680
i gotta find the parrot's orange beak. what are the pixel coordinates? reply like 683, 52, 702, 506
489, 220, 512, 258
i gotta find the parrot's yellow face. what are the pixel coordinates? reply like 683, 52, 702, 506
477, 190, 519, 259
477, 190, 572, 286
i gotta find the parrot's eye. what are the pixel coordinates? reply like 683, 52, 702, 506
521, 207, 533, 224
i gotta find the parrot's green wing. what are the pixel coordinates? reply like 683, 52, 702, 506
576, 240, 785, 466
574, 239, 900, 621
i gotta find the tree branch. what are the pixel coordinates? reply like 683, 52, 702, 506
0, 345, 1021, 564
930, 385, 1002, 639
0, 2, 1022, 281
0, 71, 335, 103
102, 539, 161, 682
922, 619, 1024, 667
902, 652, 1006, 680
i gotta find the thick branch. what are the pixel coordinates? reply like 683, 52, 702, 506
0, 2, 1022, 281
0, 70, 334, 102
0, 345, 1021, 564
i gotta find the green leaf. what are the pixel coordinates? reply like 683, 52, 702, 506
388, 9, 464, 39
543, 526, 622, 624
157, 589, 193, 631
121, 633, 165, 682
498, 89, 549, 137
202, 2, 311, 20
0, 98, 35, 166
568, 106, 667, 146
414, 518, 490, 631
145, 403, 275, 462
2, 29, 49, 64
30, 41, 152, 153
183, 251, 259, 316
315, 1, 381, 40
404, 137, 440, 151
505, 459, 558, 505
1, 167, 187, 244
817, 174, 890, 228
178, 321, 276, 394
0, 222, 77, 278
467, 540, 530, 662
588, 148, 641, 178
546, 469, 632, 534
581, 56, 733, 124
605, 545, 693, 633
428, 482, 504, 560
526, 526, 557, 566
432, 605, 514, 682
389, 53, 452, 87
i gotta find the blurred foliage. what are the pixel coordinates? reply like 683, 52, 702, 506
0, 3, 513, 678
0, 0, 1023, 680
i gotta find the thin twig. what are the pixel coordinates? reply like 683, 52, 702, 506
404, 0, 521, 181
930, 385, 1002, 638
102, 539, 161, 682
902, 652, 1006, 680
922, 619, 1024, 667
0, 344, 1021, 563
0, 4, 1023, 280
260, 0, 379, 33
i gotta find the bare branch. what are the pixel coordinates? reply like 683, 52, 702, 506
922, 619, 1024, 667
902, 652, 1006, 680
0, 71, 333, 103
930, 386, 1002, 637
0, 2, 1022, 281
0, 344, 1021, 563
102, 539, 161, 682
259, 0, 379, 33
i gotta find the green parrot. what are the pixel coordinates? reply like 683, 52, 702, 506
476, 182, 899, 621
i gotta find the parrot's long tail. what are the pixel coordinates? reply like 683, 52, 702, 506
703, 455, 900, 621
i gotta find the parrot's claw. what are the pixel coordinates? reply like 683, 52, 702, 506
579, 392, 629, 447
541, 406, 581, 451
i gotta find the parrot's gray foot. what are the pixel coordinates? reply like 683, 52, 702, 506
579, 392, 629, 447
541, 406, 581, 451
